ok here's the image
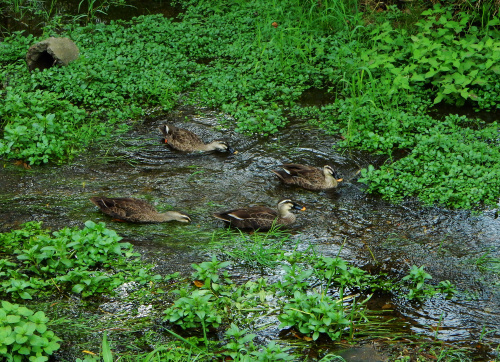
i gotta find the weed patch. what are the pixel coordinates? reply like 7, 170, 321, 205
0, 222, 469, 360
0, 221, 161, 300
0, 301, 61, 361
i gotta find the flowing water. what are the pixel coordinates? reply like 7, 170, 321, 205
1, 1, 500, 359
1, 107, 499, 358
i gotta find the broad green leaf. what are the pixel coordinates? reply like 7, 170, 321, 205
424, 69, 438, 78
410, 74, 425, 82
20, 292, 33, 300
72, 284, 85, 293
6, 315, 20, 324
18, 345, 31, 355
433, 93, 444, 104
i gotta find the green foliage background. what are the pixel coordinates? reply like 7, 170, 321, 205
0, 0, 499, 209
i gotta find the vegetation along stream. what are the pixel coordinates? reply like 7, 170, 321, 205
1, 0, 500, 361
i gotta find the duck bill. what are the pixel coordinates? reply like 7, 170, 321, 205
293, 204, 306, 211
227, 146, 237, 154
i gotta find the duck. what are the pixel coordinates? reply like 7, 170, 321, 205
213, 199, 306, 231
158, 124, 236, 153
271, 164, 343, 191
90, 196, 191, 223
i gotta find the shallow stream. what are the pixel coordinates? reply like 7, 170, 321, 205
1, 107, 499, 358
1, 1, 500, 359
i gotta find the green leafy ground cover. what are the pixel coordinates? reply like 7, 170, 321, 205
1, 0, 500, 210
1, 2, 499, 360
0, 221, 160, 300
0, 222, 469, 361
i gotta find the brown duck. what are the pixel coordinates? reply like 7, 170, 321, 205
271, 164, 342, 191
213, 199, 305, 231
90, 196, 191, 223
158, 124, 236, 153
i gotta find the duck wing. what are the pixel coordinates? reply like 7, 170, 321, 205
272, 164, 321, 190
165, 125, 205, 152
214, 206, 278, 230
171, 127, 203, 144
90, 197, 157, 222
281, 164, 320, 177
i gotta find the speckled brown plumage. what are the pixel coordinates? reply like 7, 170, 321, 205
158, 124, 235, 153
271, 164, 342, 191
90, 196, 191, 223
213, 199, 305, 231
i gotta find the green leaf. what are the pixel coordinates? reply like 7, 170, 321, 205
72, 284, 85, 293
424, 69, 438, 79
410, 74, 425, 82
84, 220, 96, 229
24, 322, 36, 335
6, 315, 21, 324
460, 88, 469, 99
433, 93, 444, 104
35, 324, 47, 334
20, 292, 33, 300
16, 334, 28, 344
18, 345, 31, 355
2, 335, 16, 346
102, 332, 113, 362
44, 341, 60, 354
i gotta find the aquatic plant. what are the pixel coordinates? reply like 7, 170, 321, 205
0, 221, 161, 299
220, 227, 291, 268
81, 324, 294, 362
402, 265, 457, 301
278, 290, 351, 341
162, 243, 456, 346
0, 301, 61, 362
358, 115, 500, 209
163, 256, 232, 337
362, 5, 500, 108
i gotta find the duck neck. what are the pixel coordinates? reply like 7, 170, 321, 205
155, 212, 175, 222
201, 142, 218, 151
324, 174, 337, 187
278, 211, 296, 225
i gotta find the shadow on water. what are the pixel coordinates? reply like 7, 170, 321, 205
1, 106, 500, 356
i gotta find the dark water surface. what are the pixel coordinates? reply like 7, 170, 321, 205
1, 108, 499, 358
0, 0, 182, 36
